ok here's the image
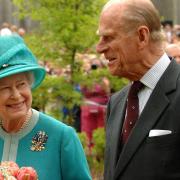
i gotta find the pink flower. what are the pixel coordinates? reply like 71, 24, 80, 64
0, 172, 4, 180
0, 161, 19, 177
17, 167, 38, 180
0, 161, 38, 180
6, 176, 17, 180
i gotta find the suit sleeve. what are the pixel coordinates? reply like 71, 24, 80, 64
60, 126, 92, 180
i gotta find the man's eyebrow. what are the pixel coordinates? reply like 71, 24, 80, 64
96, 29, 114, 36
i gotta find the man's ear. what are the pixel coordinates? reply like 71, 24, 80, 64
137, 26, 150, 50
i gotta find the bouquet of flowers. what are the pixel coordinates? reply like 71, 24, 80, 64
0, 161, 38, 180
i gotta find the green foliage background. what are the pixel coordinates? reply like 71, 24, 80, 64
13, 0, 128, 121
12, 0, 129, 178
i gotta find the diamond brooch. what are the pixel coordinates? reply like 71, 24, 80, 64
31, 131, 48, 151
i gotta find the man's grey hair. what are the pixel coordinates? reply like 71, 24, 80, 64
102, 0, 165, 43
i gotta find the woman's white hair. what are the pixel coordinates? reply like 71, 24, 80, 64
25, 71, 34, 88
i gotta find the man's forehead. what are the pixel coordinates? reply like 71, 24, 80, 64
97, 14, 123, 36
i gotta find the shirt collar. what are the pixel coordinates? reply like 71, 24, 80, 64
140, 53, 171, 90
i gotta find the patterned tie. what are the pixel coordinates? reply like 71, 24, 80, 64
121, 81, 144, 144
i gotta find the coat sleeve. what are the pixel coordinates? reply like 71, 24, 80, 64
60, 126, 92, 180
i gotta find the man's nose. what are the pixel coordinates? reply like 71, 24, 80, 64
96, 40, 107, 54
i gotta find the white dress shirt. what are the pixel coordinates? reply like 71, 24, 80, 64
138, 53, 171, 115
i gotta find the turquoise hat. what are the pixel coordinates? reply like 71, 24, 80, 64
0, 35, 46, 89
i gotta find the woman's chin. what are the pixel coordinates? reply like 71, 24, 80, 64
7, 107, 28, 119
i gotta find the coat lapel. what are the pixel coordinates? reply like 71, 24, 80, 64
114, 60, 180, 179
108, 88, 128, 168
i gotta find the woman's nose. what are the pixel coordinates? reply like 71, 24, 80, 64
10, 87, 21, 99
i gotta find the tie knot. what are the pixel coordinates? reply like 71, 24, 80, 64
129, 81, 144, 97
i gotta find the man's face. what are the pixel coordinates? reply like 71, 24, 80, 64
170, 48, 180, 63
96, 9, 139, 80
166, 45, 180, 64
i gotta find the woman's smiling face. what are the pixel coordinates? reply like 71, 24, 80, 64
0, 73, 32, 122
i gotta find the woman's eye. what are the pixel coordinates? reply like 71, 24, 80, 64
18, 82, 26, 87
0, 87, 9, 91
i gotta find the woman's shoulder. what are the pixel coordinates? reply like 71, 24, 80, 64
32, 110, 79, 150
37, 110, 74, 132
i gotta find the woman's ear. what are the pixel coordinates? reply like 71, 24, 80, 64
137, 26, 150, 50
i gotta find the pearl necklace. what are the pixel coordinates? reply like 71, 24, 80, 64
0, 109, 32, 132
19, 109, 32, 131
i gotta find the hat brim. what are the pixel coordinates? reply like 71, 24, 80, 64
0, 64, 46, 89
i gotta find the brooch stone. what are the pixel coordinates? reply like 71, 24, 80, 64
2, 64, 9, 68
31, 131, 48, 151
0, 64, 9, 70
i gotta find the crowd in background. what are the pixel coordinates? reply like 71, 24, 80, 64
39, 54, 110, 145
41, 54, 110, 144
1, 20, 180, 145
0, 21, 110, 145
163, 20, 180, 63
41, 20, 180, 144
38, 20, 180, 79
0, 22, 26, 37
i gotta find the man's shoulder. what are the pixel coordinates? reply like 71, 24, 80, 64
111, 85, 129, 99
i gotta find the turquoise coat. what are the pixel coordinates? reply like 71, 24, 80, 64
0, 109, 92, 180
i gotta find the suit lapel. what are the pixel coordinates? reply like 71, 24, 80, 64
108, 88, 128, 169
114, 60, 180, 179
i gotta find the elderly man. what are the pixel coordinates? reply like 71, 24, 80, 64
166, 43, 180, 63
96, 0, 180, 179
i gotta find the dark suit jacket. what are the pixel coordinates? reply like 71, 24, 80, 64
104, 60, 180, 180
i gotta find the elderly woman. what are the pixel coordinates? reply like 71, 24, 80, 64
0, 35, 91, 179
